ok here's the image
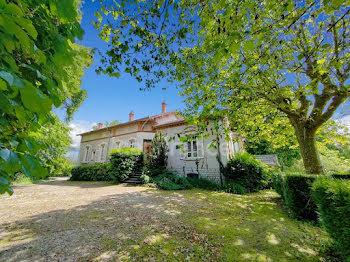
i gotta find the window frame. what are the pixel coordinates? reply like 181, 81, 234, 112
84, 145, 91, 163
100, 143, 107, 161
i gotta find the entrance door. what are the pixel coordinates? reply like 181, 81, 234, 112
143, 140, 152, 154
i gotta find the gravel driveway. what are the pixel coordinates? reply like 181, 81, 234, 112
0, 178, 217, 262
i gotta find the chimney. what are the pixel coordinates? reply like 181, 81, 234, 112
129, 111, 134, 121
98, 122, 103, 129
162, 101, 167, 113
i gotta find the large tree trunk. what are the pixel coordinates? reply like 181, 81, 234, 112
293, 124, 324, 174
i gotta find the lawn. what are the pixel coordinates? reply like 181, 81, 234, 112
0, 180, 332, 261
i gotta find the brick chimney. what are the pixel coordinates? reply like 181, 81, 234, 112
98, 122, 103, 129
129, 111, 134, 121
162, 101, 167, 113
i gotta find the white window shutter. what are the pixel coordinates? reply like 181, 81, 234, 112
197, 138, 204, 158
96, 147, 101, 162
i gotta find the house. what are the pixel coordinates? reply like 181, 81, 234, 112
77, 102, 244, 183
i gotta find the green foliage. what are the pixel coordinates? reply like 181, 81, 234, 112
0, 0, 91, 194
92, 120, 121, 130
187, 178, 221, 191
331, 173, 350, 180
286, 148, 350, 175
95, 0, 350, 174
109, 148, 144, 182
70, 163, 111, 181
312, 178, 350, 260
271, 173, 285, 197
148, 131, 168, 176
223, 152, 270, 193
152, 170, 193, 190
282, 174, 318, 221
140, 174, 150, 184
31, 115, 72, 177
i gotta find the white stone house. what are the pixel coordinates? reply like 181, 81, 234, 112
77, 102, 244, 183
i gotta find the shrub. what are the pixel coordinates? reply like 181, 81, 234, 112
140, 174, 150, 184
271, 173, 285, 197
109, 148, 144, 182
331, 173, 350, 180
187, 178, 221, 190
223, 152, 269, 192
283, 173, 318, 221
152, 170, 193, 190
222, 182, 247, 194
70, 163, 111, 181
312, 178, 350, 260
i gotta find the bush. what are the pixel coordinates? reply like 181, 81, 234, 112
312, 178, 350, 260
271, 173, 285, 197
223, 152, 269, 192
109, 148, 144, 182
331, 173, 350, 180
222, 182, 247, 194
152, 170, 193, 190
70, 163, 111, 181
187, 178, 221, 191
283, 173, 318, 221
140, 174, 150, 184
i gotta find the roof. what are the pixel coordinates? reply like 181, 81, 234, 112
77, 116, 149, 136
78, 110, 182, 136
254, 155, 280, 166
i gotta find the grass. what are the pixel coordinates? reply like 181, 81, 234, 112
154, 189, 332, 262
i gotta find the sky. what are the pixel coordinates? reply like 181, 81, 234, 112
63, 1, 185, 160
65, 2, 350, 161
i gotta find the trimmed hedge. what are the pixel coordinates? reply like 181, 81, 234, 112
331, 173, 350, 180
272, 173, 318, 221
109, 148, 144, 182
312, 178, 350, 260
223, 152, 269, 193
271, 173, 285, 197
70, 163, 111, 181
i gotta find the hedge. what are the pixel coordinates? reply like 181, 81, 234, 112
331, 173, 350, 180
312, 178, 350, 260
70, 163, 111, 181
222, 152, 269, 193
109, 148, 144, 182
272, 173, 318, 221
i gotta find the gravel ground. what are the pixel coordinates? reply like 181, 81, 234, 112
0, 178, 217, 262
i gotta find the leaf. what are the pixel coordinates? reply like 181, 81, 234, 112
0, 148, 20, 173
317, 58, 326, 65
0, 78, 7, 90
243, 40, 255, 52
19, 82, 52, 113
21, 154, 47, 178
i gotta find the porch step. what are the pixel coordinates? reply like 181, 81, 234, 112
124, 173, 143, 184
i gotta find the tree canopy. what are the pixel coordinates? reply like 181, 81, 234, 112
95, 0, 350, 174
0, 0, 91, 194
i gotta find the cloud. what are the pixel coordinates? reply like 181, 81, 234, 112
339, 115, 350, 129
66, 120, 96, 161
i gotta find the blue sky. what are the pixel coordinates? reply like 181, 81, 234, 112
60, 1, 184, 125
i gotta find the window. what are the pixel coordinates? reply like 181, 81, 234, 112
100, 144, 106, 161
187, 140, 198, 158
84, 146, 90, 162
234, 142, 240, 154
115, 141, 120, 149
91, 150, 96, 161
129, 140, 135, 148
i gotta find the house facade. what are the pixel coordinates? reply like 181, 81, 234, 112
77, 102, 244, 183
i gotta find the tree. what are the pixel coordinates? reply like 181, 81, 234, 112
0, 0, 91, 194
31, 115, 72, 177
94, 0, 349, 174
149, 131, 168, 173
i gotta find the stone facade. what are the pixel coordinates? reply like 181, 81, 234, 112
77, 102, 244, 183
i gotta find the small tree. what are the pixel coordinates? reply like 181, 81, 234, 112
149, 131, 168, 174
